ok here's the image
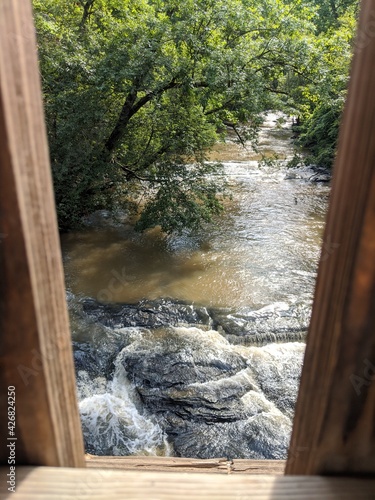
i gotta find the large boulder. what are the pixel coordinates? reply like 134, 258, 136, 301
168, 407, 291, 459
121, 327, 247, 388
118, 326, 294, 458
75, 296, 305, 459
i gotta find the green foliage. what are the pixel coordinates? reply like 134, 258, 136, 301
306, 0, 358, 33
299, 103, 342, 167
33, 0, 357, 231
135, 161, 226, 234
295, 4, 357, 169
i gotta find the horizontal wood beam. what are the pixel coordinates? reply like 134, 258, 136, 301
85, 455, 286, 474
1, 467, 375, 499
231, 459, 285, 475
0, 0, 84, 466
286, 0, 375, 475
86, 455, 230, 473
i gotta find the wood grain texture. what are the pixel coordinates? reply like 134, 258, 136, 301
1, 467, 375, 499
85, 455, 285, 474
86, 455, 230, 473
231, 459, 285, 475
286, 0, 375, 475
0, 1, 84, 466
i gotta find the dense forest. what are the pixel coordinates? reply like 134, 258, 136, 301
33, 0, 358, 233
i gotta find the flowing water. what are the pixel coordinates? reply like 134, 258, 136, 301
62, 113, 330, 459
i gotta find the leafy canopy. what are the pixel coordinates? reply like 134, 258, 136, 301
33, 0, 357, 232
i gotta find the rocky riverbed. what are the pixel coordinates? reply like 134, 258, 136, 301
72, 295, 305, 458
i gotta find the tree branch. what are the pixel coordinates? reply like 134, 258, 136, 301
264, 87, 290, 96
104, 77, 209, 154
79, 0, 95, 30
204, 98, 236, 116
223, 120, 246, 147
104, 85, 139, 152
330, 0, 339, 20
114, 161, 151, 182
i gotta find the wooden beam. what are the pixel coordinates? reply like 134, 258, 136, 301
85, 455, 230, 474
1, 467, 375, 499
231, 459, 285, 475
0, 1, 85, 466
85, 455, 286, 474
286, 0, 375, 475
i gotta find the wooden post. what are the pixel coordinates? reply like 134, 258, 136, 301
0, 1, 85, 466
286, 0, 375, 475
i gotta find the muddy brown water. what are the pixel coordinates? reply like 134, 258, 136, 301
62, 113, 329, 310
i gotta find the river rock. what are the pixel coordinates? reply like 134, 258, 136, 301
209, 302, 309, 345
71, 299, 145, 378
121, 327, 247, 389
82, 297, 212, 330
118, 326, 293, 458
120, 327, 249, 423
157, 385, 292, 458
82, 297, 309, 346
309, 167, 332, 183
168, 409, 291, 459
137, 368, 256, 422
245, 343, 305, 417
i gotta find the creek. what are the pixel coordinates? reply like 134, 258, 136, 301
62, 113, 330, 459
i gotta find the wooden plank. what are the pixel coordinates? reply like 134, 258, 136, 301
85, 455, 285, 474
0, 1, 84, 466
85, 455, 230, 473
1, 467, 375, 499
231, 459, 285, 475
286, 0, 375, 475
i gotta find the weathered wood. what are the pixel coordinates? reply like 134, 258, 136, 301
85, 455, 286, 474
1, 467, 375, 499
286, 0, 375, 475
231, 459, 285, 475
0, 1, 84, 466
86, 455, 230, 473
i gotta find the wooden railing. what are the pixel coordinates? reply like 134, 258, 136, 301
0, 0, 84, 467
286, 0, 375, 475
0, 0, 374, 497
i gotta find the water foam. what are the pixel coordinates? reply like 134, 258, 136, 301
78, 357, 171, 456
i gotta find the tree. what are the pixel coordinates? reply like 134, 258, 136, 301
294, 3, 358, 168
306, 0, 357, 33
33, 0, 355, 231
